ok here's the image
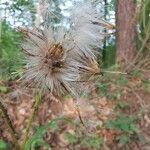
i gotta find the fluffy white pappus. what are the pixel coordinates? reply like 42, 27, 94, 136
22, 27, 82, 96
20, 2, 104, 97
70, 2, 104, 57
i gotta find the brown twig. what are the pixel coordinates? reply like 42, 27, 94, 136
75, 105, 86, 127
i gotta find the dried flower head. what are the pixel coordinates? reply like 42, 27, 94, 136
20, 1, 104, 97
21, 27, 80, 96
69, 2, 104, 57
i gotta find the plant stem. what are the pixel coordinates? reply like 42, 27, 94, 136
0, 99, 20, 150
75, 104, 86, 127
101, 70, 127, 75
21, 92, 42, 149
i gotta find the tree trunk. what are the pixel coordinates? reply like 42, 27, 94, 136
115, 0, 137, 65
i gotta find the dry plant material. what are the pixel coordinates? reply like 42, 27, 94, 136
19, 1, 105, 97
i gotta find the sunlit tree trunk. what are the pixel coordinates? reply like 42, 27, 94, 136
115, 0, 137, 65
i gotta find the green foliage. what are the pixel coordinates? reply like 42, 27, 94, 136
96, 80, 122, 100
103, 44, 116, 68
106, 114, 138, 133
0, 21, 24, 79
65, 132, 103, 149
142, 79, 150, 90
138, 0, 150, 41
116, 134, 130, 145
0, 140, 8, 150
104, 0, 115, 13
64, 132, 79, 145
95, 73, 129, 101
116, 101, 129, 109
137, 0, 150, 56
96, 82, 107, 96
102, 0, 116, 68
107, 91, 121, 100
0, 85, 8, 93
24, 120, 58, 150
106, 114, 139, 145
81, 135, 103, 149
116, 75, 128, 86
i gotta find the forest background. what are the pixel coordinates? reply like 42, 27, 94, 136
0, 0, 150, 150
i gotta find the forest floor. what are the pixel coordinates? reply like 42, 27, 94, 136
0, 69, 150, 150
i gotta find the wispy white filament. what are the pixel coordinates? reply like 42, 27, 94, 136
22, 1, 104, 96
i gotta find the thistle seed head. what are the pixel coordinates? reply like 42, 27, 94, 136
21, 27, 81, 96
20, 1, 104, 97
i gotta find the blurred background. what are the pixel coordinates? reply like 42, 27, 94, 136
0, 0, 150, 150
0, 0, 117, 80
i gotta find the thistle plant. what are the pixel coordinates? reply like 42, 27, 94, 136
16, 2, 106, 149
20, 1, 104, 97
0, 1, 114, 150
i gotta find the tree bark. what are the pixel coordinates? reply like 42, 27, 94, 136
115, 0, 137, 65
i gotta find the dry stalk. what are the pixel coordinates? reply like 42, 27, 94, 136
21, 91, 42, 149
0, 99, 20, 150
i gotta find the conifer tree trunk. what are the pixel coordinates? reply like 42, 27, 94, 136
115, 0, 137, 65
